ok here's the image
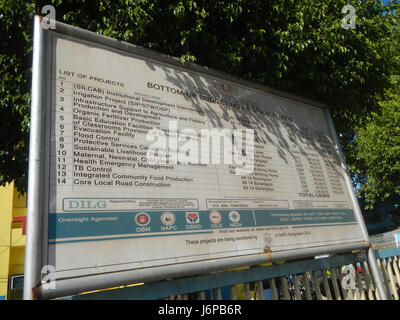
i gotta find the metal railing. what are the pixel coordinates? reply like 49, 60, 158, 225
64, 247, 400, 300
372, 241, 397, 251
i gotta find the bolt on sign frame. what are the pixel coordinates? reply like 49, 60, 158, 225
24, 16, 387, 300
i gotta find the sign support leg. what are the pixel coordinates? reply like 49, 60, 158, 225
23, 16, 46, 300
325, 109, 388, 300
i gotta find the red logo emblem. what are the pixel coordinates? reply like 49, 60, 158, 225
135, 212, 151, 226
186, 212, 200, 224
221, 83, 231, 92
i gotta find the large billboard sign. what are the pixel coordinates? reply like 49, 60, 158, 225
26, 17, 369, 298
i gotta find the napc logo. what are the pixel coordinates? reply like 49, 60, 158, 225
160, 212, 177, 231
161, 212, 176, 226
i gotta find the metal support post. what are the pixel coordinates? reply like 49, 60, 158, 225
23, 16, 46, 300
326, 109, 388, 300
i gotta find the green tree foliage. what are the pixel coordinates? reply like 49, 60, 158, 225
0, 0, 399, 208
352, 82, 400, 208
348, 20, 400, 207
0, 1, 34, 192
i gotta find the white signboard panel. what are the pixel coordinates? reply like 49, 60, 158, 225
45, 31, 365, 279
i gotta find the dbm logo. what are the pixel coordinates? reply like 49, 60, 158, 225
64, 199, 107, 211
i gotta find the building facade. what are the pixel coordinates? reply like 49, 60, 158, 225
0, 183, 26, 300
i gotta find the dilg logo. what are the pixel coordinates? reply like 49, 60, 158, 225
218, 82, 239, 96
221, 83, 231, 93
209, 210, 222, 224
66, 199, 107, 210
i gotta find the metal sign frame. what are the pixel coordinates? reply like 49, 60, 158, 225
24, 16, 386, 299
